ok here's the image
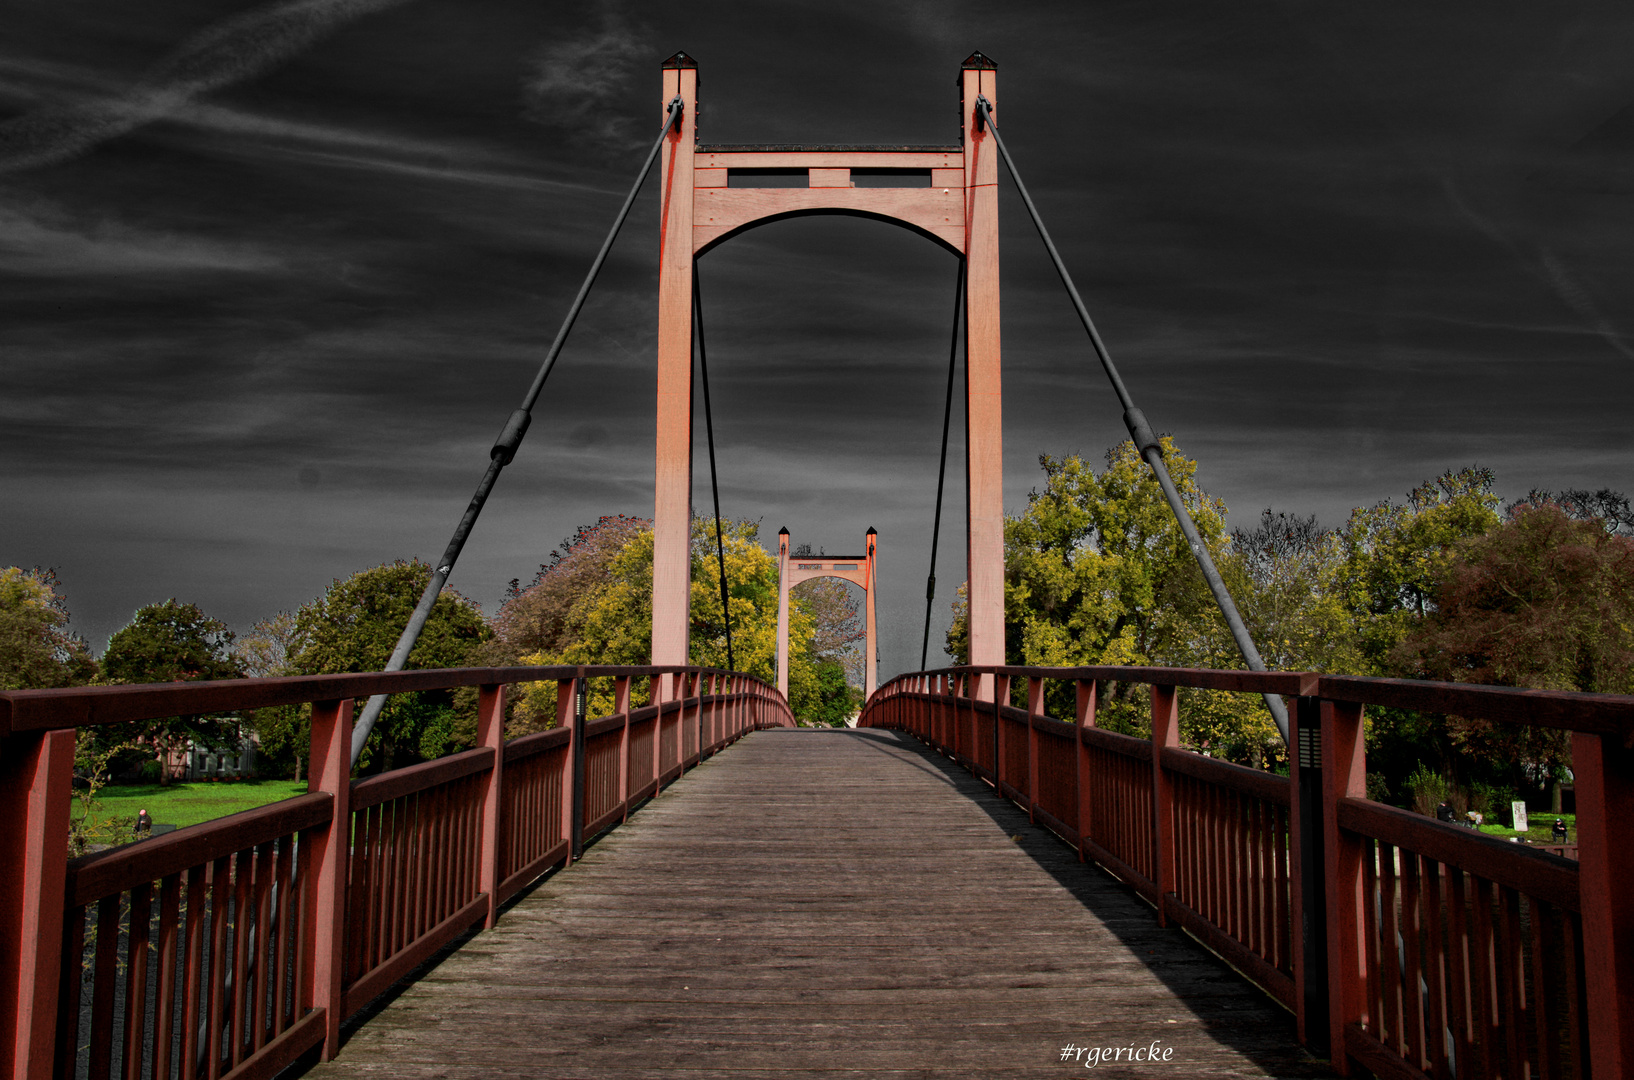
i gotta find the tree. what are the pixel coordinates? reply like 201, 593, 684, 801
1393, 504, 1634, 791
793, 577, 865, 689
1507, 487, 1633, 537
947, 440, 1282, 760
236, 611, 307, 779
101, 599, 244, 784
1332, 466, 1501, 672
489, 515, 650, 661
1329, 467, 1503, 792
290, 560, 490, 771
0, 566, 96, 689
515, 518, 837, 724
1219, 509, 1361, 676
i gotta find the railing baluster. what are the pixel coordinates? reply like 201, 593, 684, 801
53, 903, 84, 1080
121, 881, 150, 1080
179, 865, 206, 1080
89, 894, 120, 1080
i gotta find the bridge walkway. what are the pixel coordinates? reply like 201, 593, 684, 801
308, 728, 1336, 1079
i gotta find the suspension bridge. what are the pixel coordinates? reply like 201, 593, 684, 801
3, 53, 1632, 1080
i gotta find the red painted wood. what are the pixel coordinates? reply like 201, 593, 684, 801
1151, 685, 1179, 927
89, 895, 118, 1080
1335, 798, 1578, 912
179, 865, 206, 1080
1572, 730, 1634, 1079
305, 698, 351, 1061
271, 838, 293, 1038
121, 882, 150, 1080
53, 903, 83, 1080
1322, 700, 1368, 1075
205, 855, 229, 1080
0, 729, 73, 1080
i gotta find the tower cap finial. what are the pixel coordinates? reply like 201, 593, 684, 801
778, 526, 789, 535
961, 51, 997, 70
866, 526, 878, 535
662, 51, 698, 69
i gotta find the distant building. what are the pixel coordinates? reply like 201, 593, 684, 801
183, 735, 258, 780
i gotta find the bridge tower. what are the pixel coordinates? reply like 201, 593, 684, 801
775, 527, 878, 705
652, 52, 1004, 701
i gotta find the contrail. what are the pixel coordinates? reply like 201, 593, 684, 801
1440, 175, 1634, 361
0, 0, 414, 174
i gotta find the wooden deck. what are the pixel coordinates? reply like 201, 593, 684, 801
306, 728, 1337, 1079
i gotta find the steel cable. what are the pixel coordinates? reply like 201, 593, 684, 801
694, 268, 735, 672
349, 97, 685, 767
921, 260, 966, 670
973, 95, 1289, 743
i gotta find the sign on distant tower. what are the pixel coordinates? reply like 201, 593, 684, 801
651, 52, 1004, 702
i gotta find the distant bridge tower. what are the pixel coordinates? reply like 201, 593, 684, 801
652, 52, 1004, 701
776, 528, 878, 705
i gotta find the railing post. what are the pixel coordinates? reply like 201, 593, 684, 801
1573, 730, 1634, 1078
1151, 683, 1179, 927
993, 673, 1011, 790
1075, 678, 1097, 863
306, 697, 352, 1061
1, 728, 74, 1080
615, 677, 631, 822
1289, 693, 1328, 1055
571, 675, 587, 859
556, 678, 576, 864
1026, 677, 1043, 821
476, 683, 505, 929
1321, 699, 1366, 1074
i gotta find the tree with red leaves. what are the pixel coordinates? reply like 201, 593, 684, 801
1393, 503, 1634, 777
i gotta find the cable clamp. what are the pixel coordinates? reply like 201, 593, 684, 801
1123, 408, 1162, 455
491, 408, 532, 465
974, 95, 992, 131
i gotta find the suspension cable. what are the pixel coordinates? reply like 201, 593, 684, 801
972, 96, 1289, 743
921, 260, 966, 670
348, 97, 685, 767
693, 268, 735, 671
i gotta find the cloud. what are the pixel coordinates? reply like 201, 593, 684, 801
520, 8, 652, 156
0, 199, 282, 276
0, 0, 415, 173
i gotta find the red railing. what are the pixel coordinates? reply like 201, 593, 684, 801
861, 666, 1634, 1080
0, 665, 794, 1080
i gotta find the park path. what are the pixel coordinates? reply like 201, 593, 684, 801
306, 728, 1335, 1079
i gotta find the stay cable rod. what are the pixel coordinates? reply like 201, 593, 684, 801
349, 96, 685, 767
922, 260, 966, 670
694, 268, 735, 672
973, 95, 1288, 743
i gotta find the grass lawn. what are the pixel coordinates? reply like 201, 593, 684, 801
1477, 812, 1576, 844
76, 779, 309, 832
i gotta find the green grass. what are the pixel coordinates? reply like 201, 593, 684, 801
75, 779, 309, 832
1477, 812, 1576, 844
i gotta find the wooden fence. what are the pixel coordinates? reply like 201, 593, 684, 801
861, 666, 1634, 1080
0, 664, 794, 1080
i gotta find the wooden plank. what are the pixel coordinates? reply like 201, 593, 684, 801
1160, 745, 1290, 806
351, 748, 493, 811
502, 726, 569, 763
302, 730, 1336, 1080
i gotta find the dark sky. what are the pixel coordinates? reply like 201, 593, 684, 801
4, 0, 1632, 680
